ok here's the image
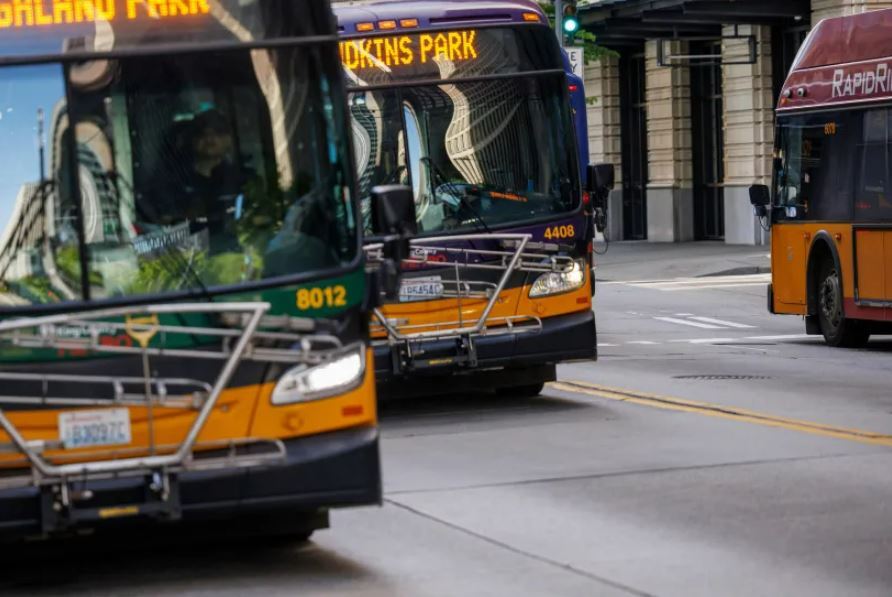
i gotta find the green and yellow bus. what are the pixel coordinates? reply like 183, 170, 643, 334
0, 0, 411, 540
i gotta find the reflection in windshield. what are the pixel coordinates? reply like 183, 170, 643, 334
350, 75, 578, 235
0, 46, 356, 309
0, 64, 78, 307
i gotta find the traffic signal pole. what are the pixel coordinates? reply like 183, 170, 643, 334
554, 0, 564, 47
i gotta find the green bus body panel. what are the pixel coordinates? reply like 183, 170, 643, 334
0, 268, 365, 364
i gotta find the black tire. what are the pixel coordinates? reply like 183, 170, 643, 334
496, 382, 545, 398
816, 259, 870, 348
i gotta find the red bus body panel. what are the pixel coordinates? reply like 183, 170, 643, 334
778, 8, 892, 113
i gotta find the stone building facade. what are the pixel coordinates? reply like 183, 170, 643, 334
580, 0, 892, 244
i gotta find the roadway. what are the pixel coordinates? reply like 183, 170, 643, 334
6, 242, 892, 596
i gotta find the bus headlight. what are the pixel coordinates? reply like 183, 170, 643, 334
529, 261, 585, 298
271, 345, 365, 405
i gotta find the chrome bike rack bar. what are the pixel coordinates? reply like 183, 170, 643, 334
366, 233, 576, 372
0, 302, 344, 485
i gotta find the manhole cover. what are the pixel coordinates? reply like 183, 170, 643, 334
673, 375, 771, 381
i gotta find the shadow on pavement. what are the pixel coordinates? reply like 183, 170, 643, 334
379, 391, 589, 420
787, 337, 892, 352
0, 527, 375, 595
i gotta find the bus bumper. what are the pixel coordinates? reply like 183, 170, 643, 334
375, 308, 597, 391
0, 426, 381, 539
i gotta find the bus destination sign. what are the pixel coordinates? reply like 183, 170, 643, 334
0, 0, 209, 30
340, 30, 478, 71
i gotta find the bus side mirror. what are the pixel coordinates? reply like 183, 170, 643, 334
587, 164, 614, 233
749, 184, 771, 218
587, 163, 615, 195
371, 184, 417, 299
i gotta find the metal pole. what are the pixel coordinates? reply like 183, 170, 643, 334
37, 108, 45, 183
555, 0, 564, 47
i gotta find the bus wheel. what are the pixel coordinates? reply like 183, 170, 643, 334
816, 260, 870, 348
496, 382, 545, 398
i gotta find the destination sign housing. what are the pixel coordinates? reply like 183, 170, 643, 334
340, 30, 478, 70
0, 0, 209, 29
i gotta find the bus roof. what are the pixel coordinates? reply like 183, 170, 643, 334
778, 8, 892, 113
333, 0, 546, 35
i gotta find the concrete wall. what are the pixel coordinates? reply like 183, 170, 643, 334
721, 25, 774, 245
584, 55, 624, 241
645, 40, 693, 242
579, 0, 892, 245
813, 0, 892, 21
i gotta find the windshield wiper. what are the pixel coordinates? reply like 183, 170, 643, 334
419, 157, 492, 234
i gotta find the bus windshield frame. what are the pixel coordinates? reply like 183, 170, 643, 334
0, 4, 361, 314
342, 24, 581, 238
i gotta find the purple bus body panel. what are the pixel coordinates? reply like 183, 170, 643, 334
566, 68, 589, 184
335, 0, 544, 32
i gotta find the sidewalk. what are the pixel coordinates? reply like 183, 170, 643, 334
593, 241, 770, 282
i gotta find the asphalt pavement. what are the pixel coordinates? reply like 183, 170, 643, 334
6, 241, 892, 597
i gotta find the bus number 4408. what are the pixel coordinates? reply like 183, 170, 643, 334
544, 225, 576, 240
296, 286, 348, 310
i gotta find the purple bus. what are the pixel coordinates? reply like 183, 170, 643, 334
335, 0, 613, 398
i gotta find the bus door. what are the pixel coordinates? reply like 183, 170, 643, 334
851, 109, 892, 309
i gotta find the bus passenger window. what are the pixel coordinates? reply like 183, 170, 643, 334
776, 113, 857, 221
856, 109, 892, 220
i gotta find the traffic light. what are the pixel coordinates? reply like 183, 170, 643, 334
563, 0, 579, 44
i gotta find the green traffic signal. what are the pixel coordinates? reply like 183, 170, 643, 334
563, 17, 579, 34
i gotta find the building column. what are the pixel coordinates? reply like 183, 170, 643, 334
813, 0, 892, 21
645, 40, 694, 242
584, 55, 623, 240
722, 25, 774, 245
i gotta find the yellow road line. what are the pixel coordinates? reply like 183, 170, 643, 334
550, 380, 892, 448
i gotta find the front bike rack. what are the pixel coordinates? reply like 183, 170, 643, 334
366, 233, 575, 373
0, 302, 348, 532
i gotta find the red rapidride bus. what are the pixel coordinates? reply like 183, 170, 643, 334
751, 8, 892, 347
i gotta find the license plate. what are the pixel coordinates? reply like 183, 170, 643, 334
399, 276, 445, 302
59, 408, 132, 450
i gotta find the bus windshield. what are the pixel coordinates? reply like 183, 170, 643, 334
343, 26, 579, 235
350, 75, 577, 234
0, 46, 356, 308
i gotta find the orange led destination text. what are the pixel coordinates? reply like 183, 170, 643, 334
0, 0, 209, 29
340, 30, 478, 70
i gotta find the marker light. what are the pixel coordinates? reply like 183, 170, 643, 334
400, 19, 419, 28
356, 22, 375, 32
523, 12, 541, 22
378, 20, 397, 30
271, 345, 366, 405
529, 260, 586, 298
